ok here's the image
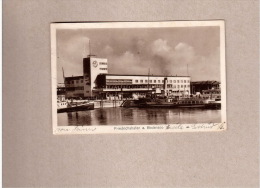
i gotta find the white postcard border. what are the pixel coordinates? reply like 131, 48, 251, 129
51, 21, 226, 135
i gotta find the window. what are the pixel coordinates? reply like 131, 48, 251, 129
154, 80, 156, 83
181, 80, 183, 83
135, 80, 138, 83
177, 80, 179, 83
140, 80, 143, 83
149, 80, 152, 83
184, 80, 186, 83
170, 80, 172, 83
174, 80, 176, 83
81, 80, 83, 83
181, 85, 183, 88
145, 80, 148, 83
158, 80, 160, 83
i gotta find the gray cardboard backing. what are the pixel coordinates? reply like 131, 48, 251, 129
3, 0, 259, 187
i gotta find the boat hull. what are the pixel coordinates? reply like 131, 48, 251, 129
121, 98, 221, 110
57, 103, 94, 113
177, 104, 206, 108
139, 104, 206, 108
204, 103, 221, 109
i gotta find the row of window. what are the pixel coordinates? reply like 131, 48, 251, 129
106, 85, 155, 89
58, 102, 67, 105
167, 84, 190, 88
99, 62, 107, 65
169, 80, 189, 83
66, 80, 90, 84
66, 78, 190, 85
169, 90, 189, 93
135, 79, 190, 83
203, 91, 221, 94
100, 68, 107, 71
66, 80, 84, 84
105, 85, 190, 89
65, 87, 84, 91
107, 79, 132, 83
179, 101, 204, 104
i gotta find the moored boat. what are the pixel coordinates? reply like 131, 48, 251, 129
122, 96, 221, 109
57, 100, 94, 113
139, 97, 208, 108
204, 98, 221, 109
177, 98, 207, 108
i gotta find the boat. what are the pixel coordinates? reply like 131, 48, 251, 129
204, 98, 221, 109
137, 97, 208, 108
57, 99, 94, 113
122, 95, 221, 109
177, 98, 208, 108
57, 67, 94, 113
137, 97, 178, 108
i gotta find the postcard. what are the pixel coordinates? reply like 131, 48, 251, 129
51, 21, 226, 134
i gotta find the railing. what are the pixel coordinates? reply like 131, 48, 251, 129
93, 88, 154, 92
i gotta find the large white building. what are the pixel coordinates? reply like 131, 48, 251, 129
95, 74, 190, 99
63, 56, 190, 99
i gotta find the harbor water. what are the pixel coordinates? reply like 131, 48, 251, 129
58, 107, 221, 126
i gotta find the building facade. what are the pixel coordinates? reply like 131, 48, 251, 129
95, 74, 190, 99
190, 81, 220, 94
61, 56, 191, 99
83, 57, 108, 96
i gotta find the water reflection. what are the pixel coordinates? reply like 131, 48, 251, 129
58, 107, 221, 126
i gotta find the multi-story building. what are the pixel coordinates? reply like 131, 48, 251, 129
63, 56, 108, 98
95, 74, 190, 99
61, 56, 191, 99
190, 81, 220, 94
83, 57, 108, 96
64, 76, 85, 98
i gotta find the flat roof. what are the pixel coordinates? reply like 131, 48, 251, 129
64, 74, 191, 81
191, 81, 220, 84
64, 76, 83, 81
102, 74, 190, 77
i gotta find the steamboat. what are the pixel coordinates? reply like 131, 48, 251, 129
121, 89, 221, 109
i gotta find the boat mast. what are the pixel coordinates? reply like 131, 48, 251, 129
89, 39, 91, 56
62, 67, 65, 83
61, 67, 67, 100
187, 64, 189, 97
187, 64, 192, 96
148, 68, 150, 93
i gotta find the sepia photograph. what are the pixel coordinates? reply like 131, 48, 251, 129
51, 21, 226, 134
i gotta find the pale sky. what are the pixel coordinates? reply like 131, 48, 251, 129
56, 26, 220, 83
